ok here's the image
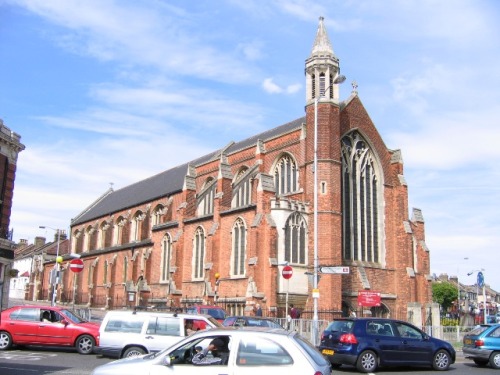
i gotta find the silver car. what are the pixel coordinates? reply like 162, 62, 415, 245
91, 327, 331, 375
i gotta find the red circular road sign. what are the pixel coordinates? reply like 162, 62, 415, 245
69, 258, 84, 273
282, 265, 293, 279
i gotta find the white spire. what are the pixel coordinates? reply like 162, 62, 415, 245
311, 16, 334, 56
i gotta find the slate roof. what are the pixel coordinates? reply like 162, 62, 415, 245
71, 116, 306, 226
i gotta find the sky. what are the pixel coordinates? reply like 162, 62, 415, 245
1, 0, 499, 291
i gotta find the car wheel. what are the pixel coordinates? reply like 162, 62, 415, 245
473, 359, 488, 367
356, 350, 377, 373
123, 346, 146, 358
0, 331, 12, 350
76, 335, 95, 354
432, 349, 451, 371
490, 351, 500, 369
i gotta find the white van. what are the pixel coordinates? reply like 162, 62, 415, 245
96, 310, 221, 358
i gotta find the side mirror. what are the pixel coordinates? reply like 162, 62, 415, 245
163, 355, 173, 366
60, 318, 69, 326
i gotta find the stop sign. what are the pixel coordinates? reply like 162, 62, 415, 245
282, 265, 293, 279
69, 258, 84, 273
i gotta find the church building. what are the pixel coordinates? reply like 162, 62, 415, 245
35, 17, 432, 322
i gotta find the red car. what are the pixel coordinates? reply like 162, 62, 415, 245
0, 305, 100, 354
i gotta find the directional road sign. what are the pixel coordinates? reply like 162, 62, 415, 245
319, 266, 350, 274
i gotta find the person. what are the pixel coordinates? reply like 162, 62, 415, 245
192, 338, 229, 365
185, 320, 195, 336
255, 304, 262, 317
42, 311, 52, 323
289, 304, 298, 319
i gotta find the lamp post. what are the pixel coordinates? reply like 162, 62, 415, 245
40, 225, 61, 306
468, 269, 486, 323
312, 74, 346, 345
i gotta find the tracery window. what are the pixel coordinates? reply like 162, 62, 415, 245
130, 211, 145, 242
274, 154, 298, 195
341, 131, 382, 263
284, 212, 307, 265
232, 168, 251, 208
192, 227, 205, 280
152, 204, 165, 226
161, 233, 173, 283
231, 218, 246, 276
197, 178, 216, 216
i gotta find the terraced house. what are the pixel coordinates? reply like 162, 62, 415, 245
34, 17, 432, 321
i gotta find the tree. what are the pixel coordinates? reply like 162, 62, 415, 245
432, 282, 458, 312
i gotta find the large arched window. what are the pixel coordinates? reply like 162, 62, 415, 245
341, 131, 382, 263
274, 154, 298, 195
192, 227, 205, 280
284, 212, 307, 265
231, 218, 246, 276
161, 233, 173, 283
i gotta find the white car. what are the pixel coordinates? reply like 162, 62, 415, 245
91, 327, 331, 375
96, 310, 221, 358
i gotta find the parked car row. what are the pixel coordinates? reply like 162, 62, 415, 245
4, 303, 500, 373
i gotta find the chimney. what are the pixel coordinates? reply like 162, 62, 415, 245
34, 236, 46, 248
54, 230, 68, 241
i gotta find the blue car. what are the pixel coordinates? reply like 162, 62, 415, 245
463, 323, 500, 368
318, 317, 455, 372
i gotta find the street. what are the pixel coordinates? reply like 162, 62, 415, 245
0, 346, 498, 375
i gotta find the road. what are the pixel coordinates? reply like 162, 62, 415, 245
0, 346, 499, 375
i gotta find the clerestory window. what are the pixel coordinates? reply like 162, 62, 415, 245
274, 154, 298, 195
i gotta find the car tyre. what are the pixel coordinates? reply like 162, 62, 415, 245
432, 349, 451, 371
76, 334, 95, 354
473, 359, 488, 367
0, 331, 12, 350
490, 351, 500, 369
356, 350, 377, 373
123, 346, 146, 358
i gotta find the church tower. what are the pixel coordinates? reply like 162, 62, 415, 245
304, 17, 345, 311
305, 16, 344, 104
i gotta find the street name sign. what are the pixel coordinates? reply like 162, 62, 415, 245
319, 266, 350, 274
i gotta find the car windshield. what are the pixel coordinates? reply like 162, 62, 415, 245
326, 320, 353, 332
468, 325, 491, 336
61, 309, 87, 323
201, 308, 226, 320
294, 334, 329, 366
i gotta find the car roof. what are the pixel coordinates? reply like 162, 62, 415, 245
189, 326, 290, 336
103, 310, 214, 320
6, 305, 63, 310
225, 316, 277, 320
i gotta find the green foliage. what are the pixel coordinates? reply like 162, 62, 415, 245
432, 282, 458, 311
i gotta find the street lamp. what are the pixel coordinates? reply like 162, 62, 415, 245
40, 225, 62, 306
468, 269, 487, 324
312, 73, 346, 345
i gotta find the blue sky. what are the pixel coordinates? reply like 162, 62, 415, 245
2, 0, 499, 291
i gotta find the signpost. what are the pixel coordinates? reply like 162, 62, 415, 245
69, 258, 84, 273
281, 265, 293, 320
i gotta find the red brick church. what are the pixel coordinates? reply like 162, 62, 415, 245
36, 17, 432, 321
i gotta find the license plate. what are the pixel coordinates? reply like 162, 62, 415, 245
464, 338, 472, 345
322, 349, 334, 355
